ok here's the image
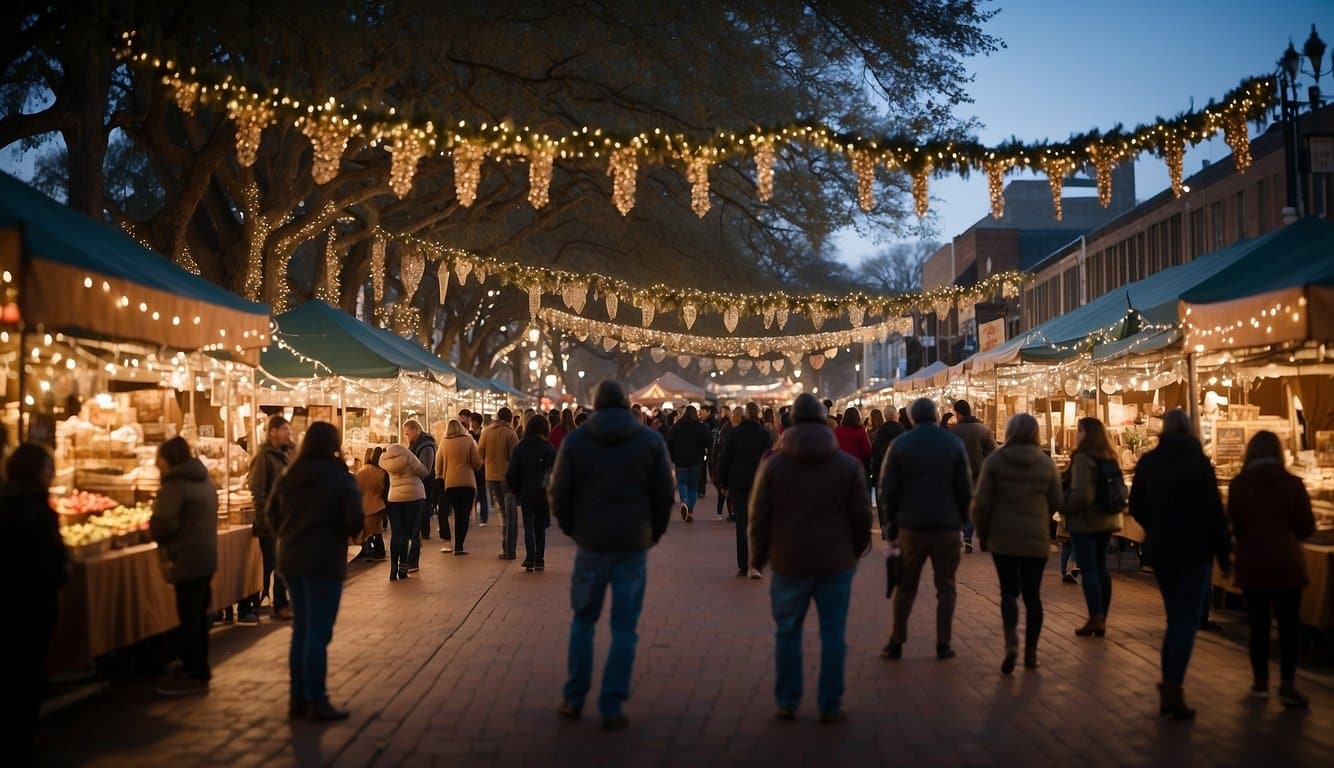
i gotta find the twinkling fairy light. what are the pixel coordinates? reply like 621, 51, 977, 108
228, 97, 273, 168
321, 227, 340, 302
754, 140, 775, 202
1087, 143, 1117, 208
605, 292, 619, 320
1223, 110, 1252, 173
851, 150, 876, 212
723, 305, 739, 333
527, 144, 556, 208
686, 154, 712, 217
371, 234, 386, 302
985, 158, 1008, 219
1042, 154, 1078, 221
452, 142, 486, 206
912, 162, 932, 218
400, 245, 425, 299
1163, 135, 1186, 198
387, 130, 428, 199
301, 112, 356, 185
681, 303, 698, 330
609, 147, 639, 216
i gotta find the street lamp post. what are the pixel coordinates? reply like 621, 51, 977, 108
1277, 26, 1328, 224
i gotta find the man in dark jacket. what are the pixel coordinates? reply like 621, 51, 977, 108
710, 405, 733, 520
668, 405, 712, 522
878, 397, 973, 661
951, 399, 995, 553
549, 380, 674, 731
718, 401, 774, 578
405, 419, 437, 569
1129, 409, 1230, 719
241, 415, 292, 623
750, 394, 871, 722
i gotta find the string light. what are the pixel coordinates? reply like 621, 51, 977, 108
851, 150, 876, 212
686, 153, 712, 217
1163, 134, 1186, 198
300, 112, 356, 185
609, 147, 638, 216
1223, 110, 1252, 173
681, 303, 698, 330
754, 140, 775, 202
452, 142, 486, 206
1042, 154, 1078, 221
386, 129, 428, 199
319, 227, 340, 302
400, 244, 425, 298
723, 305, 739, 333
1087, 143, 1117, 208
228, 95, 273, 168
985, 158, 1008, 219
526, 144, 555, 208
912, 162, 932, 218
605, 292, 619, 321
371, 234, 386, 302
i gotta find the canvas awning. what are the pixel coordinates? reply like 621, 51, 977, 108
893, 361, 948, 391
0, 173, 270, 361
264, 300, 437, 380
1179, 217, 1334, 351
629, 372, 708, 405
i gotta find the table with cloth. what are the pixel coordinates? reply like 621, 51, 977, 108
48, 526, 262, 672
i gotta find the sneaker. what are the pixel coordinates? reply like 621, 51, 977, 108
407, 565, 420, 573
1062, 573, 1079, 584
818, 710, 847, 724
686, 512, 694, 523
1250, 682, 1270, 699
748, 568, 762, 580
1070, 568, 1081, 578
680, 503, 689, 521
1278, 685, 1310, 709
535, 560, 545, 571
455, 549, 470, 556
237, 613, 260, 626
716, 513, 724, 520
963, 542, 974, 554
479, 522, 488, 527
441, 546, 453, 553
156, 671, 208, 697
601, 714, 630, 731
272, 606, 293, 620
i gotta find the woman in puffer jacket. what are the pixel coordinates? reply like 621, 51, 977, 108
378, 443, 429, 581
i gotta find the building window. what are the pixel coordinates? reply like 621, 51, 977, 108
1234, 191, 1246, 240
1257, 180, 1268, 233
1211, 201, 1225, 251
1169, 213, 1183, 266
1190, 208, 1206, 258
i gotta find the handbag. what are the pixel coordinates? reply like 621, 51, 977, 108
885, 553, 903, 599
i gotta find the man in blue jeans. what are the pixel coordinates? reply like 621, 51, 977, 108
549, 380, 674, 731
667, 405, 711, 522
749, 394, 872, 722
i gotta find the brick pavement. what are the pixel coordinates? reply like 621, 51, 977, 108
37, 511, 1334, 768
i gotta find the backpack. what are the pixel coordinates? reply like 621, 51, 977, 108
1092, 459, 1128, 514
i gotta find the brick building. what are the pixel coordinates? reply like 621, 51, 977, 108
1022, 104, 1334, 330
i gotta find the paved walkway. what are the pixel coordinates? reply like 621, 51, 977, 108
38, 509, 1334, 767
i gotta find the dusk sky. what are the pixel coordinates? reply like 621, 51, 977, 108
835, 0, 1334, 265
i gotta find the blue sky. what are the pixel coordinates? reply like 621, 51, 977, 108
834, 0, 1334, 264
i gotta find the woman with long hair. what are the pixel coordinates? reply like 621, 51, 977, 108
150, 437, 218, 696
266, 422, 363, 721
972, 413, 1063, 673
1228, 431, 1315, 708
507, 414, 558, 571
379, 433, 430, 580
834, 407, 873, 479
552, 408, 576, 450
436, 418, 483, 556
1062, 417, 1123, 638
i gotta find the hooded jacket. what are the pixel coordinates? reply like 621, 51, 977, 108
268, 456, 363, 580
479, 421, 520, 482
1130, 432, 1230, 569
667, 415, 712, 467
436, 433, 483, 490
379, 443, 429, 502
507, 435, 558, 509
1227, 460, 1316, 590
150, 458, 219, 584
972, 444, 1062, 559
749, 423, 872, 577
248, 441, 291, 538
549, 407, 674, 552
878, 422, 973, 537
1062, 452, 1123, 534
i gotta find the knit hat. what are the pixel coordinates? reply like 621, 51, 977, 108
791, 393, 827, 424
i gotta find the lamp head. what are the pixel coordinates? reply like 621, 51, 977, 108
1305, 25, 1326, 82
1282, 39, 1302, 82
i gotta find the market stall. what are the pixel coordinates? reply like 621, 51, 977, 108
0, 172, 270, 671
628, 372, 708, 407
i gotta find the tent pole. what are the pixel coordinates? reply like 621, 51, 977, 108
1185, 352, 1202, 440
16, 327, 28, 441
223, 365, 232, 519
396, 375, 404, 444
1094, 366, 1102, 423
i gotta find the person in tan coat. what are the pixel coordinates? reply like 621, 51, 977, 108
479, 407, 521, 559
353, 447, 388, 562
972, 413, 1063, 674
437, 419, 483, 556
378, 443, 429, 580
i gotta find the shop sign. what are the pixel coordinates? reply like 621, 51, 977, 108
1311, 136, 1334, 174
1214, 424, 1245, 463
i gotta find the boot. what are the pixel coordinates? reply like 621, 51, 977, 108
1001, 627, 1019, 675
389, 559, 399, 581
1024, 646, 1040, 670
1158, 682, 1196, 720
1075, 615, 1106, 637
308, 696, 350, 722
288, 696, 309, 719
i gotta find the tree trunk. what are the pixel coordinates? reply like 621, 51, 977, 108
59, 30, 111, 217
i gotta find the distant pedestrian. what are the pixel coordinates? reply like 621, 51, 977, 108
1063, 417, 1124, 638
507, 414, 557, 571
951, 400, 995, 553
468, 413, 489, 525
1228, 430, 1315, 709
241, 415, 293, 623
834, 407, 872, 477
550, 380, 674, 730
1129, 409, 1230, 720
437, 419, 483, 556
718, 402, 774, 578
379, 440, 429, 581
480, 406, 521, 559
878, 397, 972, 661
1, 444, 68, 765
750, 394, 871, 722
668, 405, 711, 522
552, 408, 576, 450
151, 437, 219, 696
710, 405, 734, 520
266, 422, 363, 721
405, 420, 438, 570
972, 414, 1062, 674
353, 448, 388, 562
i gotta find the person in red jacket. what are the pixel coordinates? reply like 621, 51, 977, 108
833, 407, 873, 481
